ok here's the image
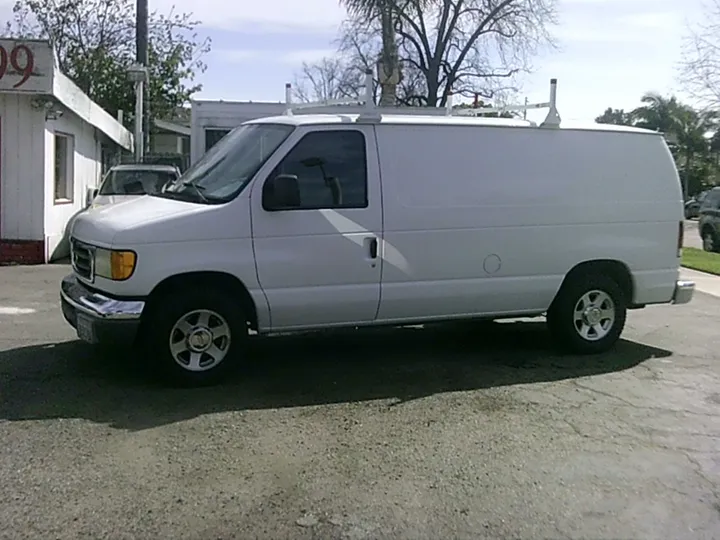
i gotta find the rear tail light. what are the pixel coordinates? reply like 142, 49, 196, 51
678, 221, 684, 257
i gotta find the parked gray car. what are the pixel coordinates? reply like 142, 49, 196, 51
53, 163, 181, 260
697, 187, 720, 251
89, 163, 181, 208
685, 189, 709, 219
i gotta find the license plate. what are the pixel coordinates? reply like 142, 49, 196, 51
76, 313, 97, 344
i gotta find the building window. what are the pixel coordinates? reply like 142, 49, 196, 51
54, 133, 74, 203
205, 128, 231, 152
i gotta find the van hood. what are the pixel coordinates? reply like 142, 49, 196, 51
71, 195, 209, 247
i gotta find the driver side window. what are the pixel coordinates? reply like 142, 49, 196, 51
270, 130, 368, 209
712, 192, 720, 208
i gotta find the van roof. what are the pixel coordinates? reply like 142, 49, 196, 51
247, 113, 660, 136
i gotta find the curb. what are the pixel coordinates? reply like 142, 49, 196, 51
680, 267, 720, 298
681, 265, 720, 278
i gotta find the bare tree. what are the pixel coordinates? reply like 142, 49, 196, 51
291, 57, 367, 103
679, 0, 720, 110
336, 0, 557, 107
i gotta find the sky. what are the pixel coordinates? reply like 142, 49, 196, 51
176, 0, 706, 123
0, 0, 710, 123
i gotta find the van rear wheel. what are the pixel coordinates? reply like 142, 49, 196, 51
142, 288, 248, 386
546, 274, 627, 354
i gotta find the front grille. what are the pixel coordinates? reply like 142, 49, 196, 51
71, 239, 94, 280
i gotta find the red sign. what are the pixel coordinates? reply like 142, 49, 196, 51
0, 44, 34, 89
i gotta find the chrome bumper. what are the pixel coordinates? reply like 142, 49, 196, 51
672, 280, 695, 305
60, 274, 145, 320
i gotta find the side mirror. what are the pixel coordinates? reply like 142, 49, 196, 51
85, 187, 98, 208
263, 174, 301, 210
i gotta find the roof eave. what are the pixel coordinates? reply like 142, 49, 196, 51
52, 70, 133, 151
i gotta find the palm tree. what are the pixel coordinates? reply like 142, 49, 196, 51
595, 107, 634, 126
710, 130, 720, 167
340, 0, 398, 106
674, 106, 718, 199
631, 93, 683, 134
631, 93, 708, 199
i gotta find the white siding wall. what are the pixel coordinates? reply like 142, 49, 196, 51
44, 106, 102, 259
0, 94, 46, 241
153, 132, 182, 153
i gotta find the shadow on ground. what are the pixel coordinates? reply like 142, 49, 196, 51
0, 320, 671, 430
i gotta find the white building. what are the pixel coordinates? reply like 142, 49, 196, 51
153, 118, 191, 157
0, 38, 133, 264
190, 99, 285, 165
190, 93, 459, 165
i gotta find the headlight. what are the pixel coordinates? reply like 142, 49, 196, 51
94, 248, 137, 281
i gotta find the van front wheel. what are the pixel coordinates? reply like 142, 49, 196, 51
546, 274, 627, 354
142, 289, 248, 386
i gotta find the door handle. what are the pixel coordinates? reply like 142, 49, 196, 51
369, 237, 378, 259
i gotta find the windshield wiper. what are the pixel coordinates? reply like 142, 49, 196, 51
180, 180, 208, 202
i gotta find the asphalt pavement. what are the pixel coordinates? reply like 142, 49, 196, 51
1, 264, 720, 539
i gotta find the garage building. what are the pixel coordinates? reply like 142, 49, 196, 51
0, 38, 133, 264
190, 87, 458, 165
190, 99, 286, 165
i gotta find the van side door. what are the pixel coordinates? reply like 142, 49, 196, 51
249, 124, 383, 330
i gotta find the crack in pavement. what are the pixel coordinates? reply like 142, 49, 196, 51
567, 380, 720, 418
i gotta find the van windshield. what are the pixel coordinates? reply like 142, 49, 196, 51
156, 123, 294, 204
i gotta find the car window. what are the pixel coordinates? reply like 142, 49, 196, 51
701, 190, 720, 209
270, 130, 368, 209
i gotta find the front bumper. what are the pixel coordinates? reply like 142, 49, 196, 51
672, 279, 695, 305
60, 274, 145, 344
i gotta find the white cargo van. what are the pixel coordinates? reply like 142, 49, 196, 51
60, 79, 694, 385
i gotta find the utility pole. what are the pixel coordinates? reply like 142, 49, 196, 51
127, 64, 147, 161
134, 0, 149, 160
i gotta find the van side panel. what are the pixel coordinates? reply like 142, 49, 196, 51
374, 124, 681, 322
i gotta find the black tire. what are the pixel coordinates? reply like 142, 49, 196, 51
141, 287, 248, 386
546, 273, 627, 355
702, 228, 719, 253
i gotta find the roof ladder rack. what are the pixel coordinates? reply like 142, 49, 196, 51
451, 79, 561, 127
284, 70, 375, 116
283, 73, 561, 128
